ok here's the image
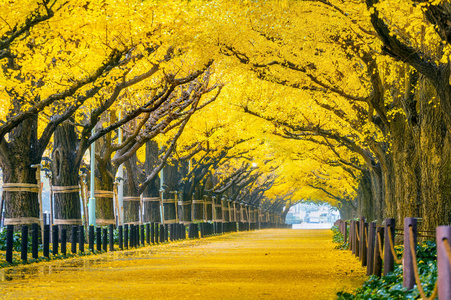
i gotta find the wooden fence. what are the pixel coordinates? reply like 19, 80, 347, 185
337, 218, 451, 299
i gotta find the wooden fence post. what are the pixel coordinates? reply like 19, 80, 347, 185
374, 226, 384, 277
355, 220, 360, 258
362, 222, 368, 266
437, 226, 451, 299
351, 220, 355, 255
403, 217, 417, 289
366, 222, 376, 275
344, 221, 348, 245
384, 218, 395, 275
359, 217, 366, 262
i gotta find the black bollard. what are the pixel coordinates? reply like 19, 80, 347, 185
124, 224, 129, 249
151, 223, 155, 244
155, 223, 159, 244
52, 225, 58, 255
109, 224, 114, 252
118, 225, 123, 250
32, 223, 39, 259
21, 225, 28, 262
170, 224, 174, 241
79, 226, 85, 253
5, 225, 13, 263
160, 224, 165, 243
102, 228, 107, 252
141, 225, 145, 245
136, 225, 140, 246
146, 223, 150, 245
96, 227, 101, 251
188, 223, 192, 239
61, 228, 67, 256
89, 225, 95, 251
165, 224, 169, 242
130, 224, 134, 248
44, 224, 50, 257
71, 226, 77, 254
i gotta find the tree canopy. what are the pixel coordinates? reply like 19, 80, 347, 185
2, 0, 451, 228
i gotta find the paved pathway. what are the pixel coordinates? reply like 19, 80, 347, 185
0, 229, 366, 299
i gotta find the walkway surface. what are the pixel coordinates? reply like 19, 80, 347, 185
0, 229, 366, 299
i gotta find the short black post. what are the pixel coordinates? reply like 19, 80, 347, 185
373, 226, 384, 277
151, 223, 155, 244
384, 218, 395, 275
21, 225, 28, 262
160, 224, 165, 243
124, 224, 129, 249
96, 227, 101, 251
130, 224, 134, 247
170, 224, 174, 241
155, 223, 159, 244
188, 223, 193, 239
5, 225, 14, 263
102, 228, 107, 251
44, 224, 50, 257
32, 223, 39, 259
109, 224, 114, 252
136, 225, 140, 246
403, 217, 417, 290
89, 225, 95, 251
165, 224, 169, 242
146, 223, 151, 244
71, 226, 77, 254
118, 225, 123, 250
52, 225, 58, 255
200, 223, 204, 238
79, 225, 85, 253
141, 225, 145, 245
61, 228, 67, 256
367, 222, 376, 276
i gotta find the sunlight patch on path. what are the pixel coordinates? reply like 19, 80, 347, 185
0, 229, 366, 300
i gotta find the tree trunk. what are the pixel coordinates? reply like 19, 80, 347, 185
143, 141, 161, 223
162, 161, 178, 223
52, 122, 82, 235
1, 116, 40, 226
94, 136, 115, 226
123, 152, 141, 224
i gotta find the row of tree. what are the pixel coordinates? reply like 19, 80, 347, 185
4, 0, 451, 230
0, 1, 286, 233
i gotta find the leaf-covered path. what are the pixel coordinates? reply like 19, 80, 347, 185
0, 229, 366, 299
